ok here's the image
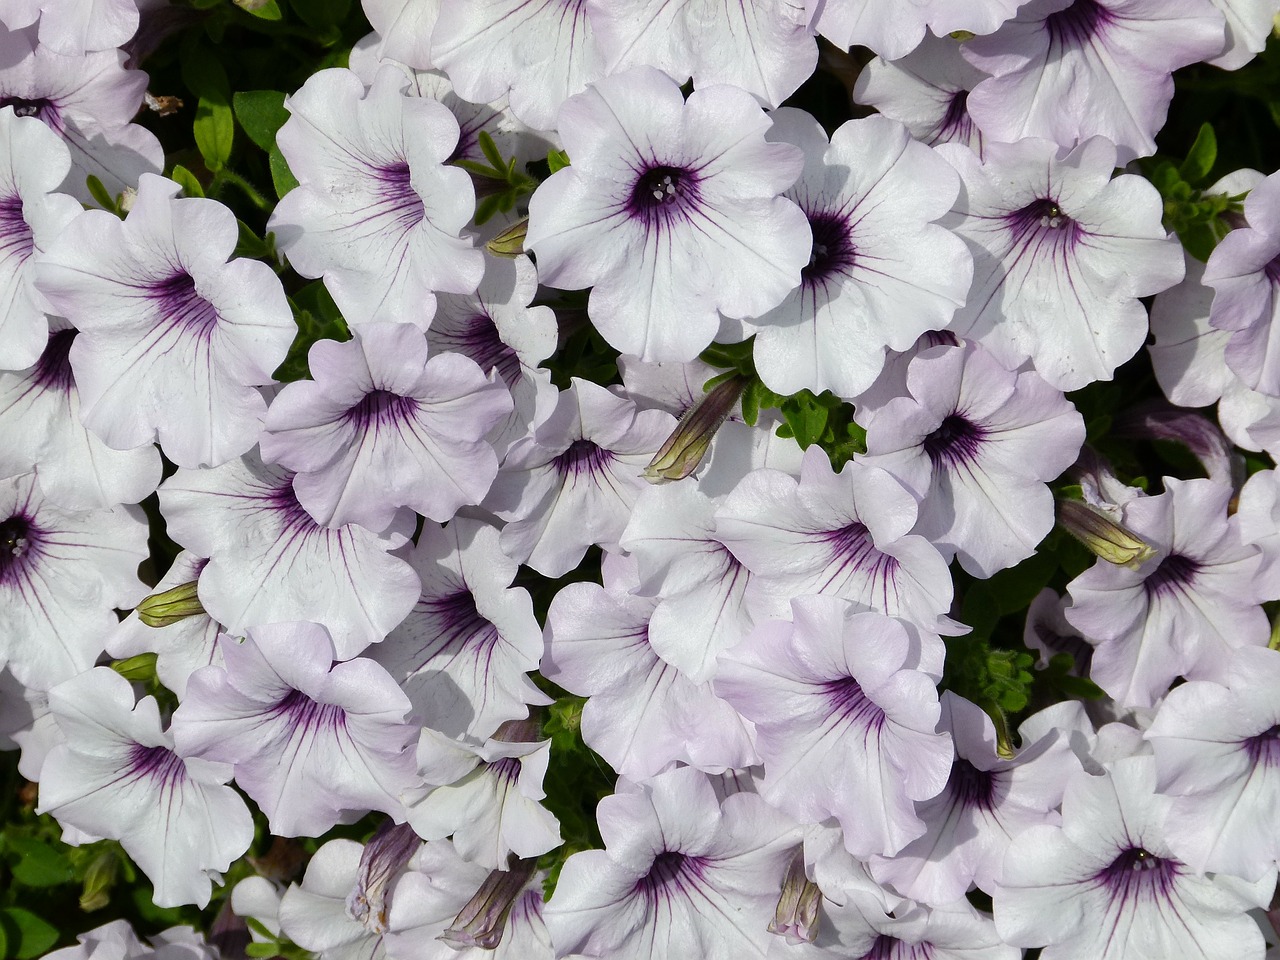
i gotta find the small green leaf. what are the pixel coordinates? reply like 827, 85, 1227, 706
269, 145, 299, 198
1178, 123, 1217, 185
7, 838, 74, 888
0, 908, 59, 960
234, 220, 273, 260
233, 90, 290, 152
169, 164, 205, 198
84, 174, 119, 214
474, 192, 506, 226
478, 130, 506, 173
547, 149, 571, 173
237, 0, 283, 19
181, 42, 233, 172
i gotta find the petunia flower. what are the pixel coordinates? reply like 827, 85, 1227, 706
938, 136, 1184, 391
588, 0, 816, 109
171, 622, 421, 837
37, 667, 253, 907
37, 174, 295, 468
525, 65, 810, 362
738, 108, 971, 398
158, 451, 421, 661
994, 755, 1273, 960
0, 472, 148, 691
430, 0, 606, 132
260, 323, 511, 531
963, 0, 1226, 162
544, 765, 800, 960
360, 0, 439, 70
0, 0, 139, 55
860, 340, 1086, 578
269, 66, 484, 329
715, 595, 954, 858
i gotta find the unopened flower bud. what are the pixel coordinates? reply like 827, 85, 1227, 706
486, 218, 528, 258
644, 375, 747, 483
80, 846, 121, 912
439, 857, 538, 950
768, 848, 820, 945
111, 653, 158, 683
347, 821, 420, 933
1057, 499, 1156, 568
135, 580, 205, 627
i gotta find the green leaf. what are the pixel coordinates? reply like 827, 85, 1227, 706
238, 0, 283, 19
289, 0, 351, 28
84, 174, 119, 214
181, 42, 233, 172
0, 909, 59, 960
1178, 123, 1217, 185
478, 130, 506, 172
7, 838, 73, 888
269, 145, 299, 198
234, 220, 274, 260
233, 90, 290, 153
547, 149, 571, 173
779, 391, 831, 448
170, 164, 205, 198
474, 192, 506, 227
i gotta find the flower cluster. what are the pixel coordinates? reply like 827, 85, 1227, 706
3, 1, 1280, 959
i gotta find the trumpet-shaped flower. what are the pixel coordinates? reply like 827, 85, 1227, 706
525, 66, 810, 362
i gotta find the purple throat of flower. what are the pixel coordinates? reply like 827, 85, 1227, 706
626, 162, 703, 232
0, 513, 38, 585
923, 413, 987, 469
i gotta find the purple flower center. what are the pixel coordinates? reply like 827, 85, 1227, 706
1143, 553, 1200, 597
821, 676, 886, 731
423, 588, 501, 661
371, 162, 424, 232
636, 850, 706, 907
1, 98, 59, 129
127, 743, 187, 787
819, 522, 901, 603
554, 439, 613, 478
32, 329, 77, 392
948, 758, 996, 811
864, 934, 933, 960
348, 389, 419, 432
489, 756, 521, 784
1244, 725, 1280, 767
267, 479, 323, 533
1046, 0, 1113, 46
0, 514, 36, 585
1096, 846, 1179, 905
802, 211, 855, 290
151, 272, 219, 336
1006, 197, 1082, 264
0, 193, 33, 264
433, 315, 521, 388
627, 164, 702, 231
923, 413, 986, 468
272, 687, 347, 736
935, 89, 976, 145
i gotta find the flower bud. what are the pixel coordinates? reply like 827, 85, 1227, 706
768, 848, 820, 945
439, 857, 538, 950
486, 218, 528, 258
135, 580, 205, 628
79, 846, 121, 912
347, 821, 420, 933
644, 375, 746, 483
1056, 499, 1156, 568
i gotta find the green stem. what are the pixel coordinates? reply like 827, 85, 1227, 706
210, 168, 274, 213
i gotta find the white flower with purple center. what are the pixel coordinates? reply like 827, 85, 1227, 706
431, 0, 605, 132
1065, 477, 1268, 708
852, 34, 989, 159
0, 323, 161, 509
963, 0, 1226, 162
715, 446, 956, 643
37, 667, 252, 908
158, 451, 421, 660
543, 552, 758, 778
1203, 169, 1280, 396
994, 755, 1273, 960
486, 378, 675, 577
525, 65, 810, 362
545, 766, 800, 960
36, 174, 294, 468
860, 340, 1086, 578
369, 518, 549, 742
715, 596, 953, 859
269, 66, 483, 329
736, 109, 970, 397
427, 254, 558, 459
588, 0, 816, 109
868, 694, 1087, 905
1147, 646, 1280, 882
939, 136, 1184, 391
407, 727, 561, 870
0, 24, 162, 199
0, 472, 147, 691
0, 107, 79, 371
171, 622, 421, 837
261, 323, 511, 531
